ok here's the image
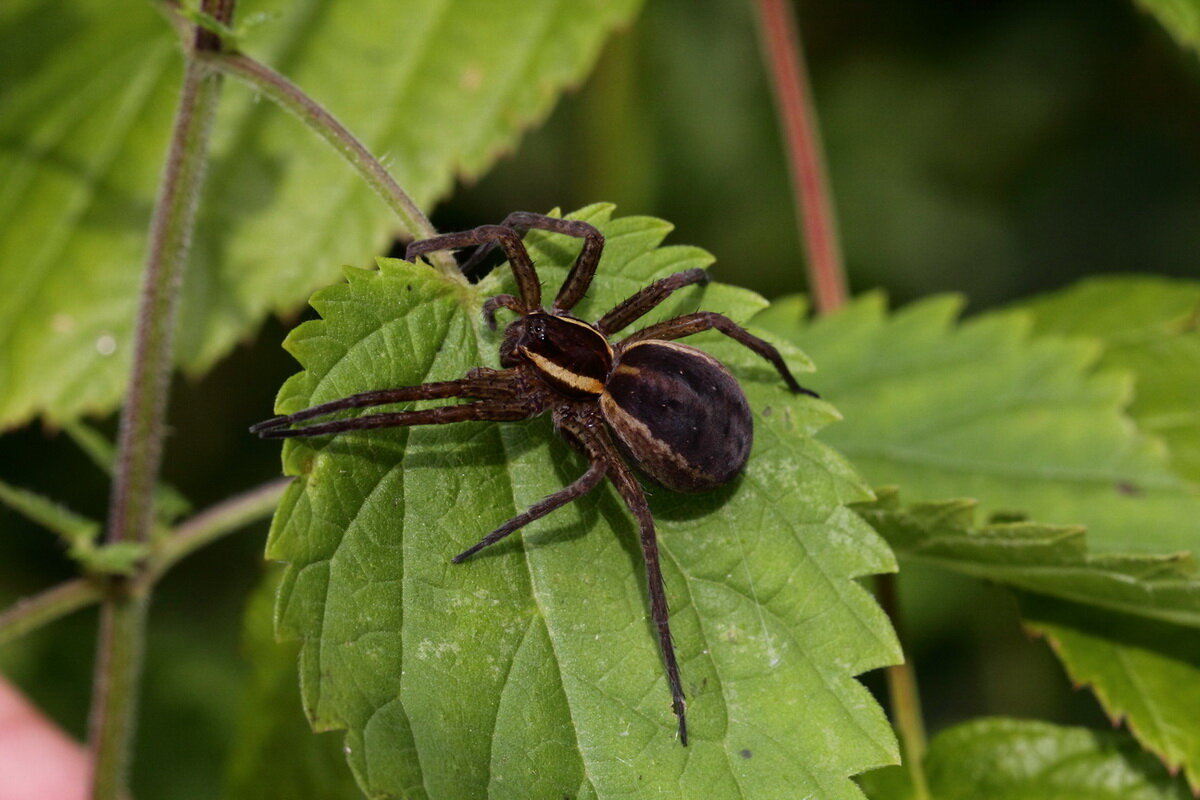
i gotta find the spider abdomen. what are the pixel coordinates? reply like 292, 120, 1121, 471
600, 340, 753, 493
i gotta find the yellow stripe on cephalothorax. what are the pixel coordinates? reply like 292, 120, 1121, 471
524, 350, 606, 394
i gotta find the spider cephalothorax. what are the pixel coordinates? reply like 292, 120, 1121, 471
252, 212, 815, 745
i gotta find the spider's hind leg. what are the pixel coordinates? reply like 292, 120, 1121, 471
619, 311, 818, 398
596, 268, 710, 336
451, 459, 607, 563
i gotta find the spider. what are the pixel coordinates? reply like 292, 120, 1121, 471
252, 212, 815, 745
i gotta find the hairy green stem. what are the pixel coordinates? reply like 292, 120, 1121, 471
753, 0, 847, 314
0, 478, 289, 647
88, 593, 149, 799
89, 21, 227, 792
198, 49, 459, 279
877, 573, 932, 800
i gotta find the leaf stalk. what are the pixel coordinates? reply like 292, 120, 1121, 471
0, 479, 290, 646
197, 49, 459, 279
877, 572, 932, 800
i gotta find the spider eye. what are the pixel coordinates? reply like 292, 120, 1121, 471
528, 318, 546, 339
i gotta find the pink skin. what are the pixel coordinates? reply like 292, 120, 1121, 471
0, 677, 89, 800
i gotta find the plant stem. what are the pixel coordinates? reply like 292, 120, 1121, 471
88, 593, 149, 799
753, 0, 847, 314
877, 572, 932, 800
0, 579, 102, 647
89, 8, 228, 788
0, 479, 290, 647
149, 478, 290, 580
198, 50, 459, 279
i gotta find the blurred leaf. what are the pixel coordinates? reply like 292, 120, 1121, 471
0, 0, 642, 427
266, 206, 900, 798
70, 540, 149, 576
225, 568, 360, 800
857, 488, 1200, 627
1136, 0, 1200, 55
0, 477, 99, 547
755, 293, 1200, 558
1023, 595, 1200, 793
1018, 275, 1200, 483
860, 717, 1191, 800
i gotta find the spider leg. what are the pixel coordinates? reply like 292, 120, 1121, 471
619, 311, 817, 397
482, 294, 523, 330
457, 212, 604, 313
578, 422, 689, 746
407, 225, 541, 310
596, 268, 710, 336
256, 399, 537, 439
451, 459, 607, 563
250, 372, 518, 436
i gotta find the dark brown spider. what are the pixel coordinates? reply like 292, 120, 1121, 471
251, 212, 815, 745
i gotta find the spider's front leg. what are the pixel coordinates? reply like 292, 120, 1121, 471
250, 370, 536, 439
457, 212, 605, 314
407, 225, 542, 310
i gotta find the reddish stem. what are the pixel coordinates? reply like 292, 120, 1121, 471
754, 0, 847, 314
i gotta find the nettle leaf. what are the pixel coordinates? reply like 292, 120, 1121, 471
856, 488, 1200, 628
754, 293, 1200, 559
1135, 0, 1200, 56
860, 718, 1191, 800
756, 292, 1200, 789
1023, 595, 1200, 793
0, 0, 641, 428
266, 207, 900, 799
1018, 276, 1200, 484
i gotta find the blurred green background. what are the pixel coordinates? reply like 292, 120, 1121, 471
2, 0, 1197, 796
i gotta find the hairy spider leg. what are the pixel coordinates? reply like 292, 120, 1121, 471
249, 372, 519, 435
255, 399, 537, 439
596, 268, 711, 336
451, 459, 607, 563
457, 212, 605, 314
482, 294, 523, 330
620, 311, 817, 397
407, 225, 541, 310
580, 421, 690, 746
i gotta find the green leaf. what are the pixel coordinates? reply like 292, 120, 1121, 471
0, 0, 642, 427
0, 477, 100, 547
856, 488, 1200, 628
757, 292, 1200, 792
266, 206, 900, 798
1136, 0, 1200, 55
70, 540, 149, 576
860, 718, 1191, 800
1018, 275, 1200, 484
1023, 595, 1200, 793
225, 568, 361, 800
755, 293, 1200, 559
